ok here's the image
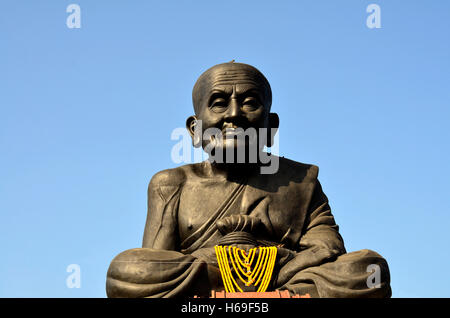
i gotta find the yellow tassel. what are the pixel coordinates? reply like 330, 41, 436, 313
215, 245, 277, 293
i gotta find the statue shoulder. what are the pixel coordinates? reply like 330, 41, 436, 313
148, 166, 187, 189
278, 156, 320, 182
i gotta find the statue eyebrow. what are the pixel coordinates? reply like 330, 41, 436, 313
238, 89, 262, 98
209, 89, 231, 96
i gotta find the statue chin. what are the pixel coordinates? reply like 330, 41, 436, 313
207, 140, 261, 165
222, 138, 248, 151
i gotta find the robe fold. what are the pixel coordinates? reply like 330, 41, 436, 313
106, 157, 391, 298
106, 249, 207, 298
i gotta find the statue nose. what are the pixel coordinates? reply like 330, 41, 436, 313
225, 98, 241, 119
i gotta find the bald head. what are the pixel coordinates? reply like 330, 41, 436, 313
192, 62, 272, 115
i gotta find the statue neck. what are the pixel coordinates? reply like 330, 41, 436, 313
202, 161, 260, 180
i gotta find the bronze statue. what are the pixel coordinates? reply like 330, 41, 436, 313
106, 62, 391, 298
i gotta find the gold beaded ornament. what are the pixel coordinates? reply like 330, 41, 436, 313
214, 245, 277, 293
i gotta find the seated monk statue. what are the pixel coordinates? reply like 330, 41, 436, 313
106, 62, 391, 298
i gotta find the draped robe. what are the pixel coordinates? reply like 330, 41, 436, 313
106, 157, 391, 298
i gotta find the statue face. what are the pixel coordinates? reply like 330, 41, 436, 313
198, 82, 268, 151
190, 63, 273, 159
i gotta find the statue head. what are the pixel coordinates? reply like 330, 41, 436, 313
186, 61, 279, 163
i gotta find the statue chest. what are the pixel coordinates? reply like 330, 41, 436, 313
177, 180, 238, 240
177, 180, 310, 245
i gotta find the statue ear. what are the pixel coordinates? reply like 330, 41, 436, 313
186, 115, 202, 148
266, 113, 279, 147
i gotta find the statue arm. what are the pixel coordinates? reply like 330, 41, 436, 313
142, 173, 180, 250
275, 179, 346, 287
298, 179, 346, 256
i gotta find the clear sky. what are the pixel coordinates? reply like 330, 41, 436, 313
1, 0, 449, 297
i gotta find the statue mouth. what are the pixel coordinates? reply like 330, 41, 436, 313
207, 125, 259, 152
222, 127, 245, 139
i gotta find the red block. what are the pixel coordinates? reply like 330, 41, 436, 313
209, 290, 311, 298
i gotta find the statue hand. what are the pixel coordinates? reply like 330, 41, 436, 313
216, 215, 262, 236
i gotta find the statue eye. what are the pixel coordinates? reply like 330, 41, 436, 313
242, 97, 260, 112
210, 98, 228, 112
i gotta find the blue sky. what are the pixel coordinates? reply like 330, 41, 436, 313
1, 0, 449, 297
